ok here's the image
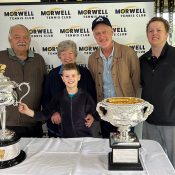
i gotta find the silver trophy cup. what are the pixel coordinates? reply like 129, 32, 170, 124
0, 64, 30, 168
96, 97, 154, 170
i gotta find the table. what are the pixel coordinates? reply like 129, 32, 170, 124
0, 138, 175, 175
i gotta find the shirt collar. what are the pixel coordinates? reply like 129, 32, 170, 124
100, 44, 114, 60
7, 48, 34, 58
144, 42, 168, 61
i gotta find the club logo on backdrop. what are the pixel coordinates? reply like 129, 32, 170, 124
60, 26, 90, 37
41, 8, 71, 19
29, 27, 54, 38
112, 25, 128, 37
0, 2, 154, 72
29, 47, 36, 53
78, 7, 108, 19
79, 44, 98, 55
4, 8, 34, 20
115, 6, 146, 17
127, 43, 146, 54
46, 64, 54, 73
42, 44, 58, 55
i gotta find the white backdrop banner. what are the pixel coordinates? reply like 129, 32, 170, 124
0, 1, 154, 71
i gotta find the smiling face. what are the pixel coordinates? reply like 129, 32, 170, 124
59, 48, 76, 65
147, 21, 168, 48
9, 25, 31, 55
62, 69, 80, 90
93, 23, 113, 49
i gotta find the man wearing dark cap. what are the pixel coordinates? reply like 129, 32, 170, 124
88, 16, 140, 138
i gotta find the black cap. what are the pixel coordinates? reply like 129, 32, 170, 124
92, 16, 112, 31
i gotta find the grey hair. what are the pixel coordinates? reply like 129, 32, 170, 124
8, 24, 31, 40
57, 40, 78, 58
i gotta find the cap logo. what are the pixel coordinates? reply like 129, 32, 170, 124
96, 17, 104, 22
92, 16, 111, 31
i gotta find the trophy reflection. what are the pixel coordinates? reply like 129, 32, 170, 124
0, 64, 30, 169
97, 97, 154, 171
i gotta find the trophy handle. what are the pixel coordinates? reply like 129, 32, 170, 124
15, 82, 30, 105
96, 102, 108, 118
143, 102, 154, 119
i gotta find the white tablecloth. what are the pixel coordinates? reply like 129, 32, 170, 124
0, 138, 175, 175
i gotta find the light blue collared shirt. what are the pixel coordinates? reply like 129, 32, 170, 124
100, 46, 116, 99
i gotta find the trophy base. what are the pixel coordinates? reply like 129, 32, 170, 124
0, 150, 26, 169
0, 129, 26, 169
109, 132, 143, 171
108, 152, 143, 171
0, 129, 20, 145
0, 129, 17, 141
110, 132, 139, 145
110, 132, 141, 148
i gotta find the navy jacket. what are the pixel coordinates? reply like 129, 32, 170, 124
36, 89, 98, 138
42, 65, 97, 136
140, 43, 175, 125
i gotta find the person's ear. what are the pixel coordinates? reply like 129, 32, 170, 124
61, 75, 64, 82
8, 36, 11, 43
29, 37, 31, 43
78, 74, 81, 81
111, 28, 113, 35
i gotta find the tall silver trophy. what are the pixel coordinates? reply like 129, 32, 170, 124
0, 64, 30, 169
97, 97, 153, 171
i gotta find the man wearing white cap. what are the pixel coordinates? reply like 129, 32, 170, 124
88, 16, 140, 138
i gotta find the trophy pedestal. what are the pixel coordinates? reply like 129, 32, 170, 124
108, 132, 143, 171
0, 129, 26, 169
96, 97, 154, 171
0, 150, 26, 169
